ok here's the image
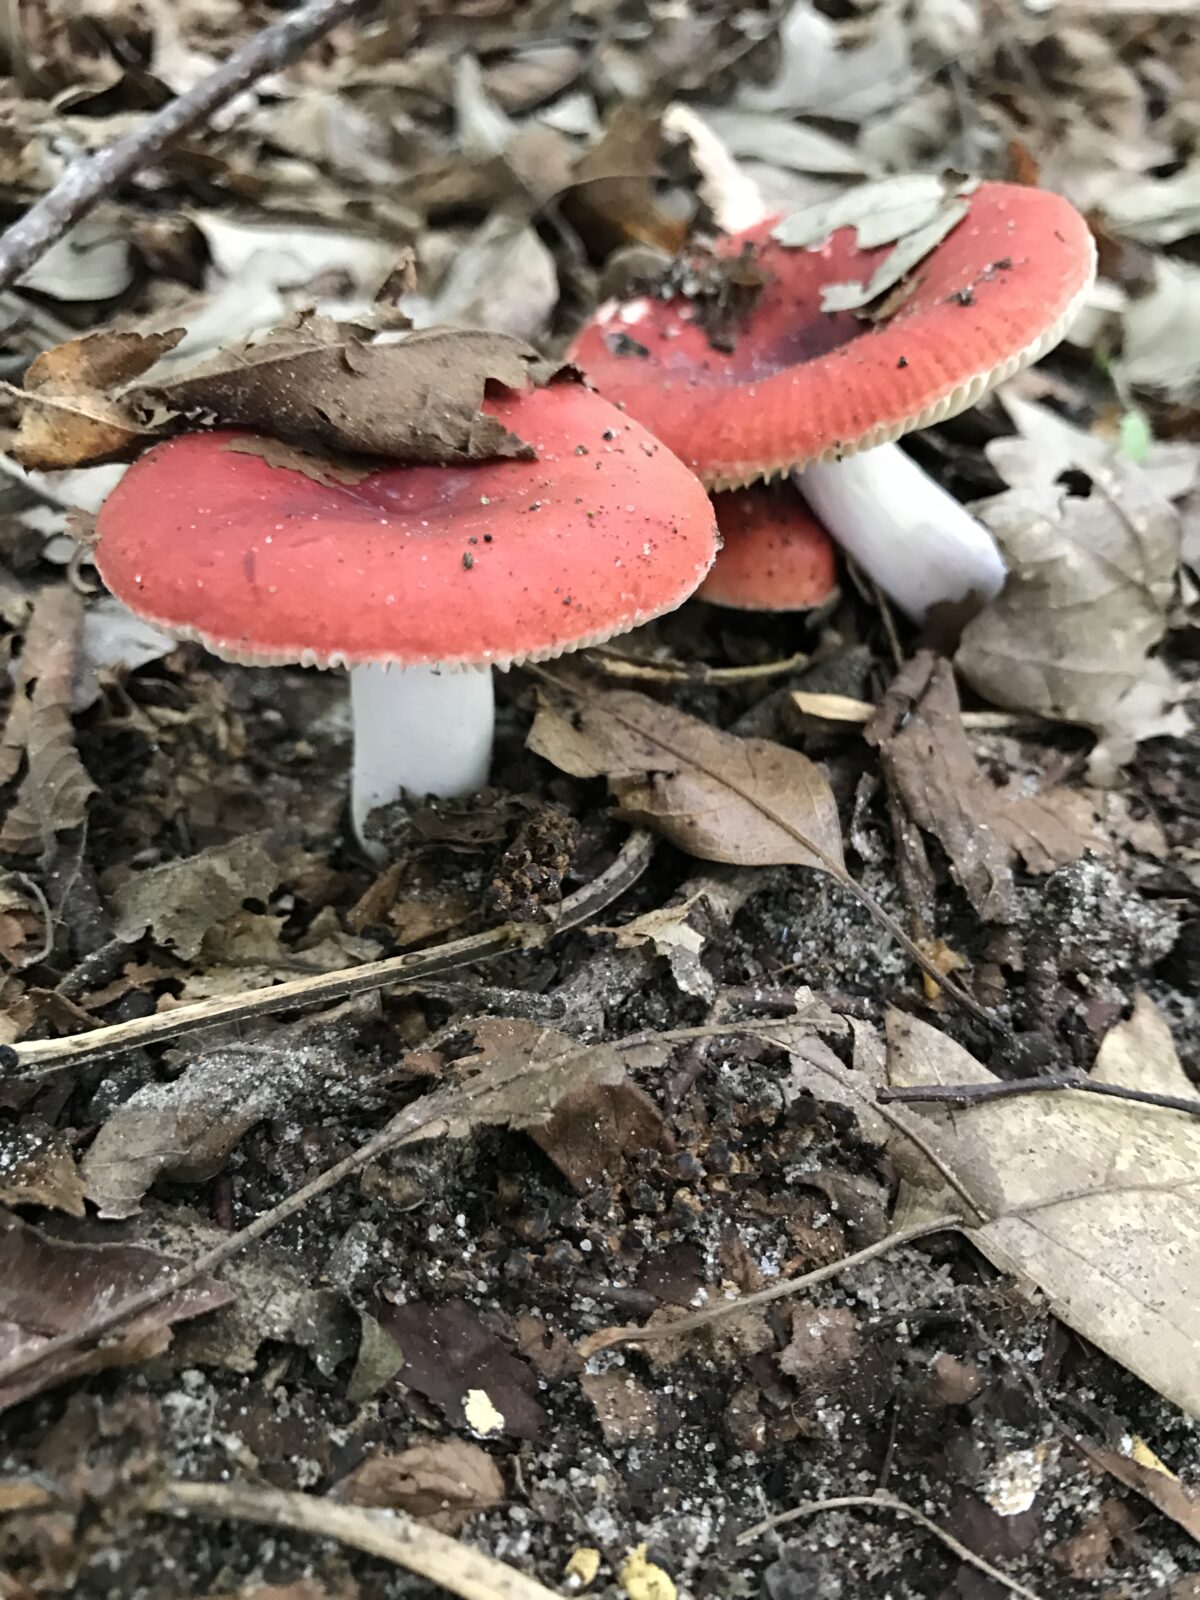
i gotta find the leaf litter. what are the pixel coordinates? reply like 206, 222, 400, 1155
0, 0, 1197, 1596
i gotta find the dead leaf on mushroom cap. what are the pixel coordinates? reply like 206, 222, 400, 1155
8, 329, 184, 471
528, 687, 844, 872
127, 315, 559, 464
956, 469, 1187, 783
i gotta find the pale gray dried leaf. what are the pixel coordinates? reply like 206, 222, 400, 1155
190, 212, 399, 294
887, 998, 1200, 1420
1103, 162, 1200, 245
82, 1001, 369, 1219
414, 215, 557, 345
454, 53, 515, 159
528, 689, 844, 872
696, 108, 870, 176
1119, 258, 1200, 403
74, 596, 177, 712
771, 174, 960, 250
990, 395, 1200, 502
737, 1, 917, 120
821, 199, 970, 313
0, 586, 97, 853
957, 472, 1187, 782
16, 215, 133, 302
107, 832, 284, 958
0, 1213, 231, 1409
130, 318, 550, 464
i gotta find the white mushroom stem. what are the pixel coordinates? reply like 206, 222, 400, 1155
795, 443, 1006, 623
350, 662, 494, 849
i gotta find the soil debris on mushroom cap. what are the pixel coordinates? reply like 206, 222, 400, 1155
569, 181, 1097, 490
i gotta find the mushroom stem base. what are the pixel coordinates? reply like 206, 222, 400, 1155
795, 443, 1006, 624
350, 662, 494, 848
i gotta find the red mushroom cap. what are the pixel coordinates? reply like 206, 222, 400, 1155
93, 385, 719, 670
700, 484, 837, 611
569, 182, 1096, 489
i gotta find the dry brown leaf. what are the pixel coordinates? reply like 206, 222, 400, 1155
0, 586, 96, 854
0, 1213, 230, 1409
374, 1298, 546, 1439
106, 832, 284, 960
865, 653, 1012, 921
888, 996, 1200, 1419
957, 471, 1187, 783
580, 1371, 659, 1444
332, 1440, 504, 1533
991, 787, 1112, 874
527, 688, 844, 872
8, 329, 182, 470
129, 316, 553, 464
0, 1121, 85, 1217
527, 1077, 673, 1193
560, 106, 687, 257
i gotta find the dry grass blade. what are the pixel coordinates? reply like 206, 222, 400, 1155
151, 1479, 564, 1600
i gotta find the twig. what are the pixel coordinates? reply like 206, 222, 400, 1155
0, 0, 368, 295
879, 1076, 1200, 1120
577, 1218, 961, 1355
589, 648, 811, 685
3, 828, 657, 1076
736, 1492, 1044, 1600
150, 1480, 564, 1600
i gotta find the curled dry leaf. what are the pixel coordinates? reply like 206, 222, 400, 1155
1074, 1435, 1200, 1544
129, 316, 556, 464
0, 586, 96, 854
0, 1213, 230, 1409
527, 687, 844, 872
8, 329, 183, 471
888, 996, 1200, 1420
957, 471, 1188, 783
332, 1439, 505, 1533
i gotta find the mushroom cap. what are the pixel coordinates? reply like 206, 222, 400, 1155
93, 385, 719, 671
700, 484, 837, 611
569, 183, 1096, 490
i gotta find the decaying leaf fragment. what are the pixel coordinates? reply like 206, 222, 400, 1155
528, 688, 844, 872
957, 469, 1187, 783
888, 997, 1200, 1420
128, 316, 555, 464
0, 586, 97, 853
865, 653, 1012, 922
8, 328, 183, 471
332, 1439, 505, 1532
0, 1213, 231, 1410
106, 831, 285, 960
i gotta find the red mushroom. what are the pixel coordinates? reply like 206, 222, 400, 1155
700, 482, 837, 611
570, 181, 1096, 621
93, 384, 719, 846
